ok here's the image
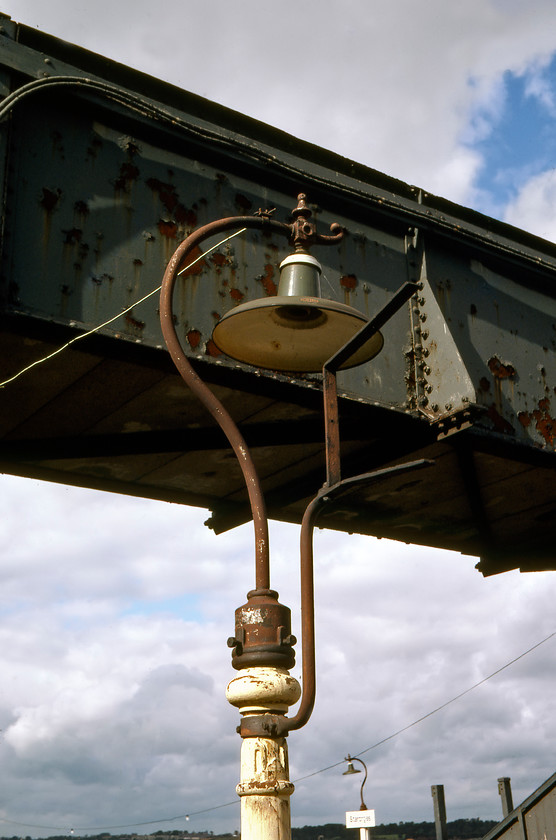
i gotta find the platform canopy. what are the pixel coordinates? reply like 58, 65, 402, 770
1, 13, 555, 575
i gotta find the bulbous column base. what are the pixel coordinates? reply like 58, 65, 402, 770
226, 665, 301, 713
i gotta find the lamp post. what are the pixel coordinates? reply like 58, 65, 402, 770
159, 194, 430, 840
343, 755, 369, 810
344, 755, 375, 840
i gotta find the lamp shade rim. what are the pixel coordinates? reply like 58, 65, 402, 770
214, 294, 372, 323
212, 294, 384, 373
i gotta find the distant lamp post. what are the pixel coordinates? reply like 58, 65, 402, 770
160, 194, 430, 840
343, 755, 375, 840
343, 755, 369, 810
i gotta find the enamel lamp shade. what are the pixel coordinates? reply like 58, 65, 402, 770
212, 253, 384, 373
343, 759, 361, 775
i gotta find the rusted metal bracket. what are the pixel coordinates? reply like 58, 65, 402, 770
323, 281, 419, 487
426, 403, 486, 438
237, 713, 286, 738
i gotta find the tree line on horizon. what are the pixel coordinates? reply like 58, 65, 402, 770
0, 816, 499, 840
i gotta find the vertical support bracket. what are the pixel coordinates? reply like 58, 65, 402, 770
322, 281, 419, 487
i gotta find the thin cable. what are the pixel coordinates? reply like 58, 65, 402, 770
295, 628, 556, 781
0, 799, 239, 832
0, 629, 553, 832
0, 227, 246, 390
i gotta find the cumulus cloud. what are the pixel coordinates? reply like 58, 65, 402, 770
503, 168, 556, 241
0, 473, 555, 834
5, 0, 556, 205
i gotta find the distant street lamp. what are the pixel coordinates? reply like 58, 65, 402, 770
343, 755, 369, 810
343, 755, 375, 840
160, 195, 430, 840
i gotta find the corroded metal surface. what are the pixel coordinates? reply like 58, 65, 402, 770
1, 13, 556, 574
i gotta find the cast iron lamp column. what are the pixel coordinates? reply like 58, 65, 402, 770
160, 195, 359, 840
160, 195, 425, 840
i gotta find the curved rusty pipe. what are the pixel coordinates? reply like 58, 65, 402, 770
282, 490, 324, 732
160, 215, 289, 591
282, 459, 433, 734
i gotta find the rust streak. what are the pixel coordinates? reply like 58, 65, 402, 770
488, 356, 516, 379
211, 252, 228, 267
113, 162, 140, 192
518, 399, 556, 446
40, 187, 62, 213
486, 404, 514, 436
186, 329, 202, 349
158, 219, 178, 239
340, 274, 357, 290
206, 338, 223, 357
124, 313, 145, 331
74, 200, 89, 217
235, 193, 253, 213
179, 245, 207, 276
63, 228, 83, 245
146, 177, 197, 227
260, 264, 277, 296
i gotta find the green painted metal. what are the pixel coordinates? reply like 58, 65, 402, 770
1, 13, 555, 573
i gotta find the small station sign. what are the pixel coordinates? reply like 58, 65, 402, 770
346, 809, 376, 828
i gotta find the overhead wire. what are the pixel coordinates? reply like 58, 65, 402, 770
0, 628, 553, 832
294, 627, 556, 781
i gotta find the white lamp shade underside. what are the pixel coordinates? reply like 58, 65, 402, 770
212, 295, 384, 372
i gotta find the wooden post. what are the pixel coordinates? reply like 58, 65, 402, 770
498, 777, 514, 817
431, 785, 448, 840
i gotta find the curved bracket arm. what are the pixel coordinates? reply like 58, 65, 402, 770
160, 214, 288, 590
345, 755, 369, 810
160, 197, 345, 593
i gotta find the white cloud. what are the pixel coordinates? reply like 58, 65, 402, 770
4, 0, 556, 206
503, 168, 556, 241
0, 472, 555, 833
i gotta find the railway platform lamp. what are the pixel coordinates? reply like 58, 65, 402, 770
343, 755, 375, 840
160, 194, 430, 840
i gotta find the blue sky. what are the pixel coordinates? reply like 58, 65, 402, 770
1, 0, 556, 836
469, 56, 556, 217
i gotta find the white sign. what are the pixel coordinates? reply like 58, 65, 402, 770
346, 810, 376, 828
